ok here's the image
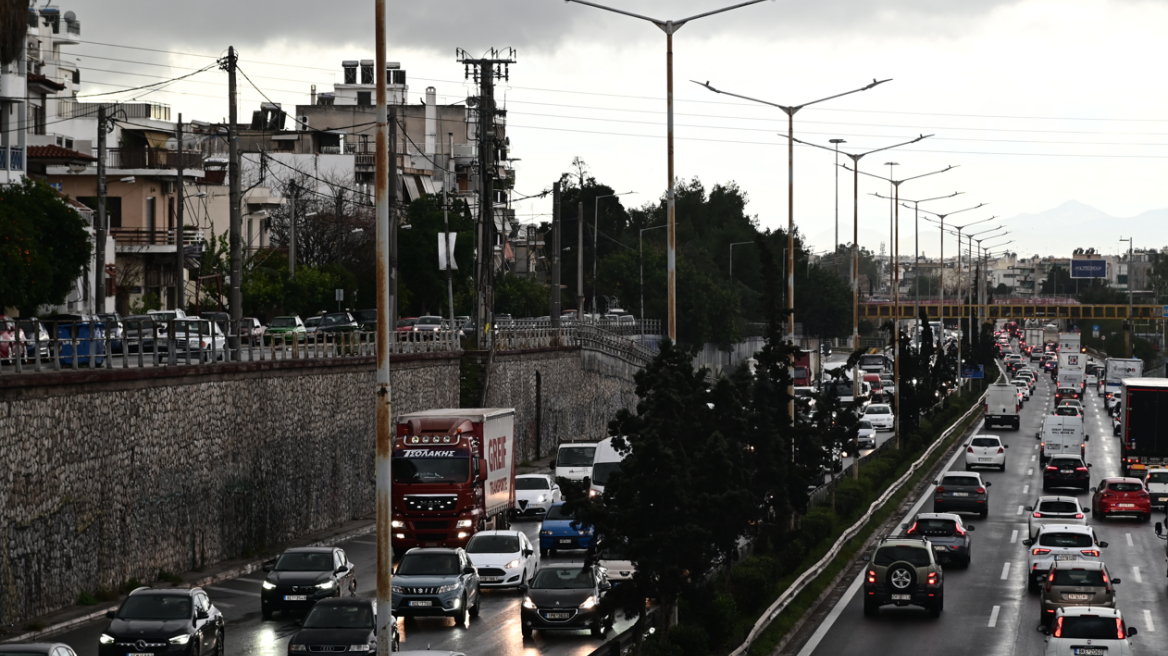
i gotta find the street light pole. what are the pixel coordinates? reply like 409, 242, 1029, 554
567, 0, 772, 342
1120, 237, 1134, 358
640, 224, 668, 325
729, 241, 753, 284
830, 138, 846, 274
694, 77, 891, 346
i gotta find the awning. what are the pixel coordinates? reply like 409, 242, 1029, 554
402, 175, 421, 202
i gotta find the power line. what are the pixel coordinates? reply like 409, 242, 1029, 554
76, 62, 218, 98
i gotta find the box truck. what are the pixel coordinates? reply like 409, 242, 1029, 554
1119, 379, 1168, 477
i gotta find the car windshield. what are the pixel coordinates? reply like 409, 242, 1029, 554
971, 437, 1000, 447
1050, 458, 1083, 468
274, 552, 333, 571
355, 310, 377, 322
1059, 615, 1125, 640
1053, 569, 1106, 586
913, 519, 957, 536
866, 406, 890, 415
1147, 472, 1168, 484
393, 457, 469, 484
940, 476, 980, 487
303, 603, 373, 629
117, 595, 191, 620
544, 505, 575, 521
859, 355, 883, 366
173, 320, 221, 336
1108, 482, 1143, 492
321, 314, 351, 326
397, 553, 460, 576
1038, 501, 1080, 513
418, 317, 443, 325
1039, 532, 1093, 548
873, 546, 932, 566
531, 567, 595, 590
591, 462, 621, 486
466, 534, 520, 554
858, 421, 873, 430
305, 317, 321, 327
557, 446, 596, 466
515, 477, 549, 490
270, 317, 298, 328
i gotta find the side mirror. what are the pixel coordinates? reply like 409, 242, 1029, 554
106, 610, 117, 619
263, 564, 273, 572
550, 459, 557, 468
1128, 627, 1138, 636
523, 549, 534, 557
1022, 539, 1033, 546
933, 480, 938, 485
463, 566, 476, 575
600, 579, 612, 591
336, 565, 349, 574
1087, 463, 1093, 468
1036, 624, 1049, 635
985, 481, 992, 487
294, 618, 303, 626
1025, 506, 1034, 512
964, 443, 971, 448
1085, 435, 1090, 441
1082, 509, 1090, 514
1090, 487, 1097, 493
518, 584, 529, 592
1005, 444, 1010, 449
1099, 541, 1109, 548
966, 525, 975, 531
196, 608, 210, 620
1112, 578, 1122, 585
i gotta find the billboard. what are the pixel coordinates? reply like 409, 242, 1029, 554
1070, 259, 1107, 279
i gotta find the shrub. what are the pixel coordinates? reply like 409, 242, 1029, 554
78, 591, 98, 606
668, 623, 711, 656
730, 556, 777, 614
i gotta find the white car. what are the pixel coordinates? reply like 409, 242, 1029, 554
1012, 380, 1031, 400
856, 420, 877, 449
1041, 606, 1138, 656
513, 474, 561, 516
965, 434, 1008, 471
465, 530, 539, 588
1023, 524, 1108, 592
862, 403, 894, 431
1144, 467, 1168, 508
1085, 372, 1099, 388
1058, 399, 1084, 413
597, 538, 635, 585
1025, 496, 1088, 539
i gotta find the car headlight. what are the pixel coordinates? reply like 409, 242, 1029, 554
436, 583, 460, 593
99, 634, 115, 645
289, 645, 307, 652
578, 595, 597, 610
348, 645, 370, 652
316, 580, 336, 590
262, 580, 276, 590
537, 494, 547, 503
589, 489, 598, 498
392, 585, 405, 594
540, 530, 553, 536
455, 519, 473, 528
169, 634, 192, 645
391, 520, 404, 528
522, 596, 537, 609
504, 559, 521, 569
579, 529, 593, 535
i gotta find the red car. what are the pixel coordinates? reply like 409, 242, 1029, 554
1091, 477, 1152, 521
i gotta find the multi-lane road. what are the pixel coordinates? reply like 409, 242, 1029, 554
46, 515, 633, 656
795, 351, 1167, 656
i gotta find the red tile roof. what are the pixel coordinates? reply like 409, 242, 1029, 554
27, 145, 97, 161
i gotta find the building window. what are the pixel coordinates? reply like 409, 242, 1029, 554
357, 91, 371, 106
31, 104, 46, 135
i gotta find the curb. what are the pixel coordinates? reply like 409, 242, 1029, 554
3, 523, 376, 644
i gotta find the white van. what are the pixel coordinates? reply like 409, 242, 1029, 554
589, 437, 629, 497
554, 442, 598, 482
1039, 415, 1086, 462
984, 382, 1021, 430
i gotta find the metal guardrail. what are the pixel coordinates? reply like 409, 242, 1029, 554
730, 386, 988, 656
491, 322, 658, 367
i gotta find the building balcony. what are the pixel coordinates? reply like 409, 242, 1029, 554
0, 145, 24, 171
57, 100, 170, 121
112, 228, 204, 253
103, 148, 203, 171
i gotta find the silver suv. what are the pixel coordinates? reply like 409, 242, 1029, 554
1038, 560, 1119, 626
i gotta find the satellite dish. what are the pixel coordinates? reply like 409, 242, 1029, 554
64, 10, 75, 21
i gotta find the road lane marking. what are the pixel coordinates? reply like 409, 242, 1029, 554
1001, 562, 1011, 580
1145, 609, 1155, 632
1017, 505, 1024, 515
351, 539, 376, 545
988, 605, 1000, 627
1133, 566, 1142, 584
1127, 533, 1134, 547
1023, 484, 1029, 494
1010, 529, 1018, 544
206, 585, 261, 598
1027, 468, 1034, 475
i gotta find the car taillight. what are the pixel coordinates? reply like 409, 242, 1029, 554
1046, 569, 1055, 592
967, 446, 974, 453
1053, 616, 1064, 638
976, 487, 986, 494
1076, 467, 1089, 472
867, 569, 876, 584
954, 524, 966, 536
997, 447, 1004, 454
1075, 513, 1084, 519
927, 572, 937, 586
906, 522, 918, 535
1032, 548, 1051, 555
1046, 465, 1058, 471
1081, 549, 1100, 557
1033, 511, 1043, 518
1102, 569, 1112, 593
1116, 618, 1125, 640
935, 486, 945, 494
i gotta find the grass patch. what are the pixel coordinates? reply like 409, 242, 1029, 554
77, 591, 98, 606
118, 578, 144, 595
157, 569, 183, 585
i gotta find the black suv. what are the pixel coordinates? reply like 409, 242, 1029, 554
260, 547, 357, 619
99, 587, 224, 656
1043, 455, 1092, 492
863, 537, 944, 617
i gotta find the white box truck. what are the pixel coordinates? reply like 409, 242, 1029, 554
1103, 357, 1143, 401
985, 382, 1021, 430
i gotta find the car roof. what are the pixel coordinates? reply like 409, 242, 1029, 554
314, 596, 374, 607
471, 530, 525, 538
515, 473, 551, 479
914, 512, 962, 522
942, 471, 982, 480
283, 546, 335, 554
130, 587, 197, 596
1101, 477, 1144, 484
1050, 560, 1104, 570
865, 404, 891, 410
1036, 524, 1094, 535
1055, 606, 1122, 618
1036, 495, 1081, 504
972, 434, 1002, 440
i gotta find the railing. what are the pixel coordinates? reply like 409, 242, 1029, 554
0, 145, 7, 171
104, 148, 203, 170
57, 101, 170, 121
1, 145, 24, 171
112, 228, 205, 247
490, 321, 658, 367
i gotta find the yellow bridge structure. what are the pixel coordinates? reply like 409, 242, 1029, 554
859, 301, 1166, 321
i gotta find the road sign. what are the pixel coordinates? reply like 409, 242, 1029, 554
961, 365, 984, 379
335, 289, 344, 301
1162, 305, 1168, 318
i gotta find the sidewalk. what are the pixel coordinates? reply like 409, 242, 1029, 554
4, 456, 559, 644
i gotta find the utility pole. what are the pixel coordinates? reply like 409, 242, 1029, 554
577, 200, 584, 318
458, 48, 515, 349
175, 113, 185, 311
95, 104, 108, 315
373, 3, 394, 655
550, 181, 561, 328
288, 180, 297, 277
221, 46, 242, 358
445, 132, 455, 327
389, 94, 399, 331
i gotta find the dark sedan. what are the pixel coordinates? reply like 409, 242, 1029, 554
317, 312, 359, 335
286, 597, 397, 655
521, 564, 613, 638
260, 547, 357, 619
98, 587, 223, 656
931, 472, 991, 519
0, 644, 77, 656
905, 512, 975, 567
1043, 455, 1092, 492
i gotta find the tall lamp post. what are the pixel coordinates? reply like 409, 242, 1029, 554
829, 138, 846, 274
845, 164, 955, 450
960, 224, 1004, 350
566, 0, 772, 342
921, 211, 994, 378
729, 241, 753, 284
784, 134, 932, 357
592, 191, 634, 315
972, 229, 1010, 327
1119, 237, 1134, 358
694, 77, 891, 345
979, 237, 1014, 314
640, 224, 668, 325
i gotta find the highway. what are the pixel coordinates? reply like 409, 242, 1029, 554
794, 351, 1167, 656
47, 515, 633, 656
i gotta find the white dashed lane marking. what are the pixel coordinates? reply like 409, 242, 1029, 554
1127, 533, 1134, 547
1001, 562, 1011, 580
988, 605, 1001, 627
1134, 567, 1143, 584
1145, 610, 1156, 632
1010, 529, 1018, 544
1016, 505, 1024, 515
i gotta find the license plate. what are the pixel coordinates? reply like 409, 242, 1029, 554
558, 539, 574, 545
1055, 554, 1077, 561
978, 458, 991, 462
952, 492, 970, 497
933, 546, 946, 552
1158, 497, 1167, 503
1074, 649, 1105, 656
546, 612, 570, 619
1065, 593, 1090, 600
1061, 470, 1074, 474
1117, 504, 1135, 508
891, 594, 911, 601
480, 576, 502, 582
408, 600, 432, 607
284, 595, 307, 601
128, 653, 153, 656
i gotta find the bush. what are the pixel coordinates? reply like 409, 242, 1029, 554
730, 556, 778, 614
833, 477, 869, 518
78, 591, 98, 606
668, 623, 711, 656
798, 507, 836, 550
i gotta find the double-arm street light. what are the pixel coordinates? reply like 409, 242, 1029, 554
694, 78, 891, 345
847, 164, 955, 450
969, 227, 1009, 327
785, 134, 931, 355
920, 210, 992, 375
640, 224, 668, 325
567, 0, 772, 342
592, 191, 634, 314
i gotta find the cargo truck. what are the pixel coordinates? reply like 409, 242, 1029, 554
1042, 324, 1060, 349
1102, 357, 1143, 401
1119, 379, 1168, 477
793, 350, 820, 387
1024, 327, 1044, 360
392, 408, 516, 550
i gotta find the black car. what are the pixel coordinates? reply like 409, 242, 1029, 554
0, 644, 78, 656
520, 564, 613, 638
316, 312, 359, 335
905, 513, 975, 567
98, 587, 224, 656
1043, 455, 1092, 492
286, 597, 397, 655
353, 309, 377, 332
261, 547, 357, 619
931, 472, 991, 519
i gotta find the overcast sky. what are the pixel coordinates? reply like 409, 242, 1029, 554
62, 0, 1168, 261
